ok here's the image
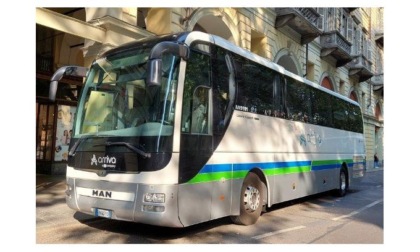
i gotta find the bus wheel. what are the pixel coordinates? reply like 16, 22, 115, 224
231, 173, 263, 225
335, 168, 348, 197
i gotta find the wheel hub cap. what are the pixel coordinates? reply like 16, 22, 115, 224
244, 186, 260, 212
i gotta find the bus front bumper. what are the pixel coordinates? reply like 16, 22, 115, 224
65, 177, 183, 227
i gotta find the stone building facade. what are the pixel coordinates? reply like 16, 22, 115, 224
36, 7, 384, 174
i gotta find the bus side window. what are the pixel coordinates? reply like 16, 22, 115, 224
234, 57, 274, 116
286, 77, 311, 122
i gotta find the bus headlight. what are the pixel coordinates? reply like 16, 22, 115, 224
144, 193, 165, 203
142, 205, 165, 212
65, 184, 73, 197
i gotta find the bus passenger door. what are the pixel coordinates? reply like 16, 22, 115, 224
179, 86, 213, 226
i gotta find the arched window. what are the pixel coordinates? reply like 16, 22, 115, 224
350, 91, 358, 102
321, 77, 334, 91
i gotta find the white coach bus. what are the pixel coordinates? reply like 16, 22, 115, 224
49, 31, 366, 227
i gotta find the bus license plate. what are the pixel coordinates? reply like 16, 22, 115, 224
94, 208, 112, 218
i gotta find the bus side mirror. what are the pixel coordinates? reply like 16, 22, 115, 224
146, 59, 162, 87
146, 42, 189, 87
49, 80, 59, 101
49, 66, 88, 101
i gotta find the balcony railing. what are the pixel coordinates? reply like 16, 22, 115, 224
320, 31, 353, 67
36, 55, 53, 73
275, 8, 323, 44
348, 54, 374, 82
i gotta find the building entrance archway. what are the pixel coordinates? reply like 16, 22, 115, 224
277, 54, 299, 75
188, 9, 238, 45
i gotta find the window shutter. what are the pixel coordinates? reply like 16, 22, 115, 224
347, 17, 353, 43
335, 8, 341, 31
316, 8, 325, 31
327, 8, 334, 31
355, 28, 362, 55
367, 42, 373, 63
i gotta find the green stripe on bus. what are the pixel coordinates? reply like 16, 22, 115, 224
263, 165, 311, 176
187, 171, 248, 184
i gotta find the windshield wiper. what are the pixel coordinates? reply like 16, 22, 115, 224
97, 142, 151, 159
68, 135, 92, 157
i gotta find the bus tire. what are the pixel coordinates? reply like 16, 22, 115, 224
231, 172, 263, 225
335, 168, 348, 197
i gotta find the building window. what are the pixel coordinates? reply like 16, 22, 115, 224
36, 103, 54, 161
36, 24, 54, 73
321, 77, 334, 91
251, 30, 267, 58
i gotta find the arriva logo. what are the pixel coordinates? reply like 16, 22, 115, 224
91, 154, 117, 168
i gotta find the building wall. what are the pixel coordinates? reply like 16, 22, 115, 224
36, 7, 384, 173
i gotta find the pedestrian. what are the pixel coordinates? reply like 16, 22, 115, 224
374, 153, 379, 168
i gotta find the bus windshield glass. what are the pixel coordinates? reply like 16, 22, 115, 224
74, 47, 180, 142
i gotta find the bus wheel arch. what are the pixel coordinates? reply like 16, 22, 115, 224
231, 169, 267, 225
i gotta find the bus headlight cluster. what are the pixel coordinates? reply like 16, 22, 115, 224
144, 193, 165, 203
143, 193, 165, 212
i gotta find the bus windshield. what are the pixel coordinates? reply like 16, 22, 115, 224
74, 47, 180, 141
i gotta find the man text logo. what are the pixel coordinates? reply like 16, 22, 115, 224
92, 189, 112, 199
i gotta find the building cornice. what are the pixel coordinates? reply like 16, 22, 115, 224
36, 8, 105, 43
36, 7, 154, 48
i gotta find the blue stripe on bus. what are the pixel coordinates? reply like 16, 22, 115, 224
200, 164, 232, 173
311, 164, 341, 171
199, 160, 314, 174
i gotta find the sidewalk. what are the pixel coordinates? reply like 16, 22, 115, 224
366, 165, 384, 173
36, 174, 66, 191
